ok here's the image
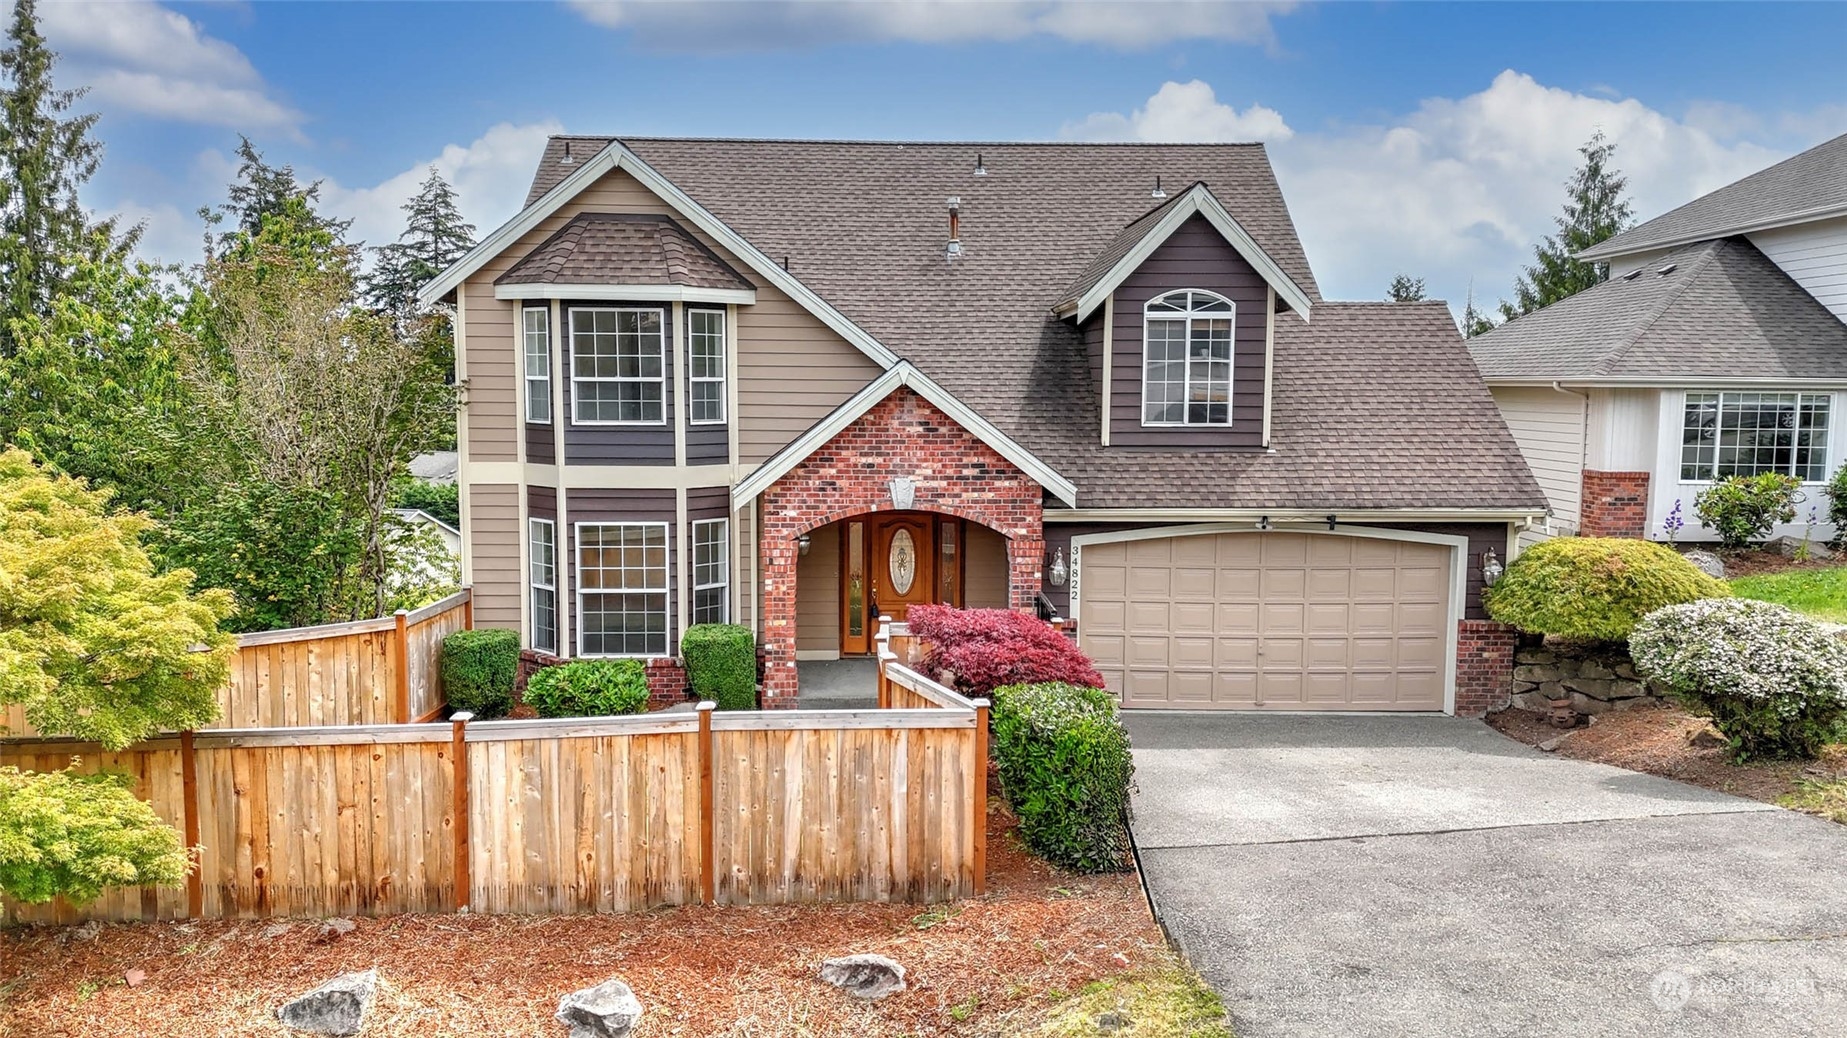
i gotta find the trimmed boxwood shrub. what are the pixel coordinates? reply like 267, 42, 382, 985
521, 659, 649, 718
907, 605, 1104, 698
1631, 598, 1847, 761
1694, 473, 1800, 548
440, 628, 519, 717
681, 623, 756, 710
1484, 537, 1729, 642
989, 682, 1134, 873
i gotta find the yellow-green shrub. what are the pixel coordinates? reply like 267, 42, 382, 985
1485, 537, 1729, 642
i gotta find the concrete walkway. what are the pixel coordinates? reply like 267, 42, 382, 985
1124, 713, 1847, 1038
795, 658, 878, 709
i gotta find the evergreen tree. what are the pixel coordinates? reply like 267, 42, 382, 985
1499, 131, 1634, 320
1461, 279, 1497, 338
1386, 274, 1426, 303
365, 166, 475, 323
0, 0, 130, 357
200, 136, 349, 258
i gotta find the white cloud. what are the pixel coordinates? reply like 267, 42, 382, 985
1062, 80, 1292, 142
1066, 71, 1809, 316
41, 0, 302, 134
569, 0, 1295, 49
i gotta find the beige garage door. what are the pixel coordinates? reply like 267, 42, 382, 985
1079, 532, 1454, 711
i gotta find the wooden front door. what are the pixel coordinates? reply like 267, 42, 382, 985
842, 512, 972, 655
873, 514, 934, 623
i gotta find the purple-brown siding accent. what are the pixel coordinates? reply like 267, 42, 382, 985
565, 488, 678, 655
526, 423, 555, 465
688, 486, 731, 522
1108, 213, 1271, 448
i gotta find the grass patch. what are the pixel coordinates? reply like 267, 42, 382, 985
1729, 566, 1847, 622
1780, 777, 1847, 823
1036, 957, 1231, 1038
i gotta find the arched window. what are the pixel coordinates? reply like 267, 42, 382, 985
1142, 289, 1235, 426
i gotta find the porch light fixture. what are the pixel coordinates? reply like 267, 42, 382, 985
1048, 548, 1068, 587
1481, 548, 1504, 587
797, 533, 812, 557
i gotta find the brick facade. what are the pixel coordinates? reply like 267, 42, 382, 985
1454, 619, 1516, 718
758, 388, 1046, 707
1579, 469, 1650, 539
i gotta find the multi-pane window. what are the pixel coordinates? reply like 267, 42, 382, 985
1681, 391, 1831, 482
571, 307, 665, 424
1142, 289, 1234, 426
528, 518, 557, 654
691, 518, 729, 625
577, 523, 669, 656
688, 309, 727, 425
523, 307, 552, 425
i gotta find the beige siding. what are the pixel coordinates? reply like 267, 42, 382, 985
736, 502, 757, 635
796, 523, 841, 656
458, 167, 881, 467
1752, 216, 1847, 321
964, 523, 1009, 609
470, 483, 522, 629
1490, 386, 1585, 533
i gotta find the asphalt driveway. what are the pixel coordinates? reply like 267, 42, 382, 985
1124, 713, 1847, 1038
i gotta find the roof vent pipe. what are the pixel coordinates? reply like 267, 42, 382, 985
974, 153, 987, 176
946, 196, 962, 263
1151, 175, 1166, 199
560, 141, 574, 166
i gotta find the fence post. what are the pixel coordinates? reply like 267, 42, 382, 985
696, 701, 716, 905
450, 711, 473, 912
180, 730, 203, 918
874, 625, 890, 708
393, 609, 411, 724
972, 699, 989, 896
462, 585, 475, 630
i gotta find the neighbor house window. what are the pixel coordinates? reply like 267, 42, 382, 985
577, 522, 670, 656
523, 307, 552, 425
688, 309, 726, 425
691, 518, 729, 625
1681, 391, 1831, 482
528, 518, 557, 654
571, 307, 665, 424
1142, 289, 1234, 426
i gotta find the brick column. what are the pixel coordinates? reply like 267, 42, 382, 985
1580, 470, 1650, 538
1455, 619, 1516, 718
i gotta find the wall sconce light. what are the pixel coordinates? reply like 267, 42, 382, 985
1048, 547, 1068, 587
1326, 514, 1338, 531
1481, 547, 1504, 587
797, 533, 812, 557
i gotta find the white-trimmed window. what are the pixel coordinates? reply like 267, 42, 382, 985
688, 309, 726, 425
691, 518, 729, 625
570, 307, 665, 424
528, 518, 557, 654
1681, 391, 1831, 482
523, 307, 552, 425
577, 522, 670, 656
1142, 289, 1235, 426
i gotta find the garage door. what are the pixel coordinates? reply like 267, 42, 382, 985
1078, 532, 1454, 711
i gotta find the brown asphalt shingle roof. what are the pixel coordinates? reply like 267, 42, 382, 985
1469, 238, 1847, 381
496, 212, 752, 291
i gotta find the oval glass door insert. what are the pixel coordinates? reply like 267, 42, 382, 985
889, 529, 917, 595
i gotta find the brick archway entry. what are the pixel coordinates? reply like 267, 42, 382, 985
758, 388, 1046, 706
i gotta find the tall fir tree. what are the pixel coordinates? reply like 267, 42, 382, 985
1461, 279, 1496, 338
1386, 274, 1427, 303
365, 166, 475, 323
1499, 131, 1634, 321
200, 136, 349, 259
0, 0, 129, 358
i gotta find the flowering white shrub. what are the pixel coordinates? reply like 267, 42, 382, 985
1631, 598, 1847, 760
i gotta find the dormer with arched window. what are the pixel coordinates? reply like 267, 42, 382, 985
1141, 289, 1235, 426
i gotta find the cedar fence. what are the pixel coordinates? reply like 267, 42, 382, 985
2, 643, 988, 924
0, 589, 473, 741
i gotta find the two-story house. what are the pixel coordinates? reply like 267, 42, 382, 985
419, 137, 1545, 715
1471, 130, 1847, 544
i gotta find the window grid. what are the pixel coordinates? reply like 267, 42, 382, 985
691, 518, 729, 625
528, 518, 557, 654
1142, 289, 1235, 426
523, 307, 552, 425
688, 309, 727, 425
570, 307, 666, 425
1680, 391, 1831, 482
576, 522, 670, 657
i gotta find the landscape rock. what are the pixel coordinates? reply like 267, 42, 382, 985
1096, 1009, 1133, 1032
276, 968, 376, 1036
1688, 727, 1727, 750
1512, 664, 1562, 684
818, 953, 907, 1000
1767, 535, 1832, 560
1681, 550, 1726, 579
556, 978, 644, 1038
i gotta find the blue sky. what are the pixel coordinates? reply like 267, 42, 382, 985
45, 1, 1847, 313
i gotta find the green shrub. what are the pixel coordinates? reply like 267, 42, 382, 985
1825, 465, 1847, 543
0, 766, 192, 905
440, 628, 519, 716
1694, 473, 1800, 548
681, 623, 756, 710
521, 659, 649, 718
1484, 537, 1729, 642
1631, 598, 1847, 761
990, 682, 1134, 873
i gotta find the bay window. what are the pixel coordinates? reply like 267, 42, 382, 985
691, 518, 729, 625
577, 522, 669, 656
528, 518, 557, 654
1143, 289, 1234, 426
688, 309, 727, 425
1680, 391, 1831, 482
571, 307, 665, 424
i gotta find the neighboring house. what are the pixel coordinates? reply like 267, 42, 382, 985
419, 137, 1544, 716
409, 450, 460, 485
391, 506, 463, 560
1471, 131, 1847, 544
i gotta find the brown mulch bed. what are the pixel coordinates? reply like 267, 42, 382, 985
1488, 701, 1847, 806
1700, 546, 1838, 578
0, 807, 1164, 1038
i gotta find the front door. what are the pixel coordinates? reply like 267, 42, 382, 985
873, 514, 934, 623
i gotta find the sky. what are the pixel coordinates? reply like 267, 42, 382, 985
41, 0, 1847, 317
